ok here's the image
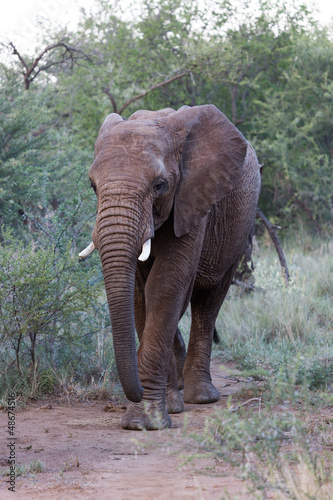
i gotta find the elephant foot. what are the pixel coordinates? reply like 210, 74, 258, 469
166, 389, 184, 414
121, 400, 172, 431
183, 380, 220, 404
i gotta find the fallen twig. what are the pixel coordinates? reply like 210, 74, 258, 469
229, 397, 262, 412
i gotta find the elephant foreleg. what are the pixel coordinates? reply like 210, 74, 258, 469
123, 269, 172, 429
128, 269, 184, 428
124, 230, 201, 430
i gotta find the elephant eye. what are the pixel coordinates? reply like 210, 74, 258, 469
153, 179, 166, 195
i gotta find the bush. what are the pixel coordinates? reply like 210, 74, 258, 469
0, 227, 106, 398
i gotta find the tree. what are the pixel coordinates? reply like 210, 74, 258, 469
252, 27, 333, 233
0, 68, 95, 250
2, 40, 89, 90
189, 0, 314, 128
1, 0, 332, 238
49, 0, 201, 144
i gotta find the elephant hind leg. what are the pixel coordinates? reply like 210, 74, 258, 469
183, 265, 236, 404
173, 327, 186, 390
166, 350, 184, 414
166, 328, 186, 413
213, 327, 220, 344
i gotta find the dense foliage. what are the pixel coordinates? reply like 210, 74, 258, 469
0, 0, 332, 395
1, 0, 332, 234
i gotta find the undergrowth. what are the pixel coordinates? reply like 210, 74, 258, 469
213, 238, 333, 393
179, 368, 333, 499
178, 237, 333, 498
0, 228, 119, 402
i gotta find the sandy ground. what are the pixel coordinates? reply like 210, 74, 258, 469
0, 360, 255, 499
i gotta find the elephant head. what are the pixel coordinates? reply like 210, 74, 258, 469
80, 105, 248, 403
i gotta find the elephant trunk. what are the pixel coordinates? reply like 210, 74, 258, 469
97, 197, 146, 403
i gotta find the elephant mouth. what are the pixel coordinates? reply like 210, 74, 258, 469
79, 238, 151, 262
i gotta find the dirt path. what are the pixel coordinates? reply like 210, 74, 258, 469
0, 360, 252, 499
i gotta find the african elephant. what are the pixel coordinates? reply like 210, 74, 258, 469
80, 105, 261, 430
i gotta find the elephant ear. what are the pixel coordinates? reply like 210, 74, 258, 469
161, 105, 248, 237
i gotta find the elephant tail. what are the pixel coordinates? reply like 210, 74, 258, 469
213, 327, 220, 344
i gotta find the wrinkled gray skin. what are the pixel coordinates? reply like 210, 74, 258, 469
88, 105, 261, 430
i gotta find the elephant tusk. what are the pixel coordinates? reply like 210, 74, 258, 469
79, 242, 95, 259
138, 239, 151, 262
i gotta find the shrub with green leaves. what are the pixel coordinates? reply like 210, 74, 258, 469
0, 228, 106, 397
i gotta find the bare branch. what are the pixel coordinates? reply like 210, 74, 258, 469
229, 397, 262, 413
8, 42, 29, 70
7, 40, 90, 89
117, 71, 190, 115
102, 86, 118, 113
256, 207, 290, 286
